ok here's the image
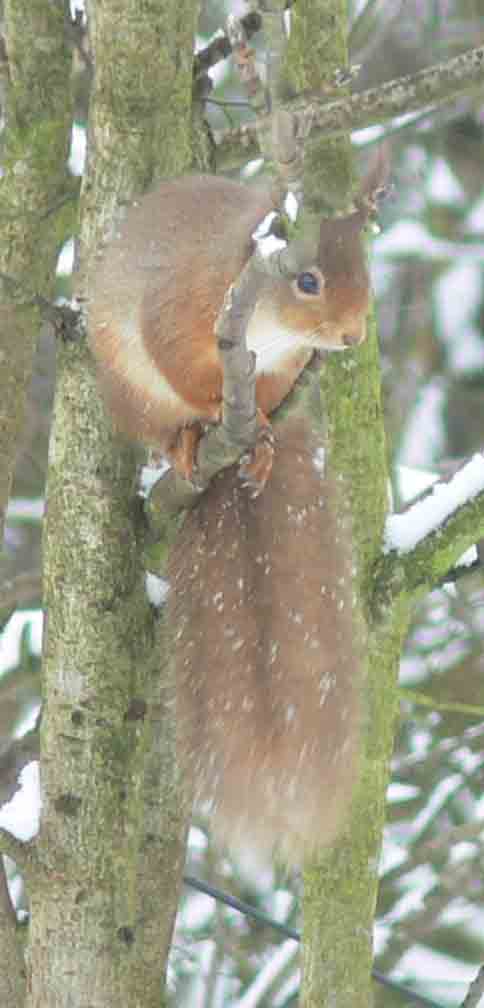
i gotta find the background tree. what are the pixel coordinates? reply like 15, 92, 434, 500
1, 1, 484, 1007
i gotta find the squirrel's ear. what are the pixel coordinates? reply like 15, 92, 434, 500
357, 143, 391, 218
317, 212, 369, 291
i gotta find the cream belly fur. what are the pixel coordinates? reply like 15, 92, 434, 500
86, 173, 380, 862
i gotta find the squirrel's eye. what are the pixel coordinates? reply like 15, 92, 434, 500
297, 271, 320, 295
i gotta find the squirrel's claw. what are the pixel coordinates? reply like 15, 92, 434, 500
239, 422, 275, 495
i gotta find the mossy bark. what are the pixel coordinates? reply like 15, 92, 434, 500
0, 2, 72, 1003
35, 341, 187, 1006
32, 0, 201, 1005
285, 2, 402, 1006
81, 0, 208, 264
0, 0, 73, 554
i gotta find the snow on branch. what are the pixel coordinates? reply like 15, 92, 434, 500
374, 454, 484, 608
386, 454, 484, 554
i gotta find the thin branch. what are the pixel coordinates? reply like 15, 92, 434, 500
197, 2, 362, 85
0, 570, 42, 612
0, 271, 82, 337
147, 254, 267, 526
460, 964, 484, 1008
227, 11, 267, 111
143, 2, 308, 531
215, 44, 484, 160
0, 856, 26, 1007
227, 3, 301, 201
0, 859, 16, 924
193, 10, 263, 79
0, 829, 37, 875
373, 455, 484, 611
146, 242, 326, 535
382, 819, 484, 890
0, 727, 40, 809
402, 688, 484, 719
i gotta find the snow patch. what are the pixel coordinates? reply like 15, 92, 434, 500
385, 454, 484, 554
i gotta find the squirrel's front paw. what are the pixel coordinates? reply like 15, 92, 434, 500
239, 421, 275, 496
166, 424, 203, 484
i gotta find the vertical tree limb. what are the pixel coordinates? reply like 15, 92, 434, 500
0, 0, 73, 557
31, 1, 202, 1006
0, 0, 71, 1002
285, 2, 399, 1007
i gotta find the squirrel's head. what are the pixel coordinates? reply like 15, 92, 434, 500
284, 208, 370, 349
258, 147, 388, 351
256, 207, 371, 351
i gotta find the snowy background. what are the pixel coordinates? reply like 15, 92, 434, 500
2, 1, 484, 1006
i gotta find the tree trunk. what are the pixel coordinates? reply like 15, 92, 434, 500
283, 2, 400, 1005
24, 0, 202, 1005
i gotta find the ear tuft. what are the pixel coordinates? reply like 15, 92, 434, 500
356, 143, 392, 220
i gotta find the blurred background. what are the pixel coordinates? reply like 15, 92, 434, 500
1, 0, 484, 1004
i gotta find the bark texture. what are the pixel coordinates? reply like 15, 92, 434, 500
282, 2, 398, 1006
25, 0, 202, 1006
0, 0, 73, 558
0, 1, 72, 1004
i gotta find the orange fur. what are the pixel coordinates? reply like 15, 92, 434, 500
88, 175, 372, 480
87, 172, 383, 863
169, 415, 362, 863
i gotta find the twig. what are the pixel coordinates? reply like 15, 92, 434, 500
215, 44, 484, 159
254, 0, 287, 103
0, 728, 40, 809
0, 829, 38, 876
373, 455, 484, 610
146, 223, 330, 529
0, 570, 42, 612
147, 255, 268, 524
227, 12, 267, 111
149, 5, 304, 526
0, 271, 82, 339
193, 10, 263, 79
460, 964, 484, 1008
0, 857, 16, 923
0, 856, 26, 1006
228, 2, 307, 203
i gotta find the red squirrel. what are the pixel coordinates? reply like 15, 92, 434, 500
88, 172, 378, 864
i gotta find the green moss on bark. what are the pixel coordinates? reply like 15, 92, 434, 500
283, 3, 396, 1007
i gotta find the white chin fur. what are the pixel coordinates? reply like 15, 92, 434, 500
246, 314, 346, 371
246, 316, 303, 373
